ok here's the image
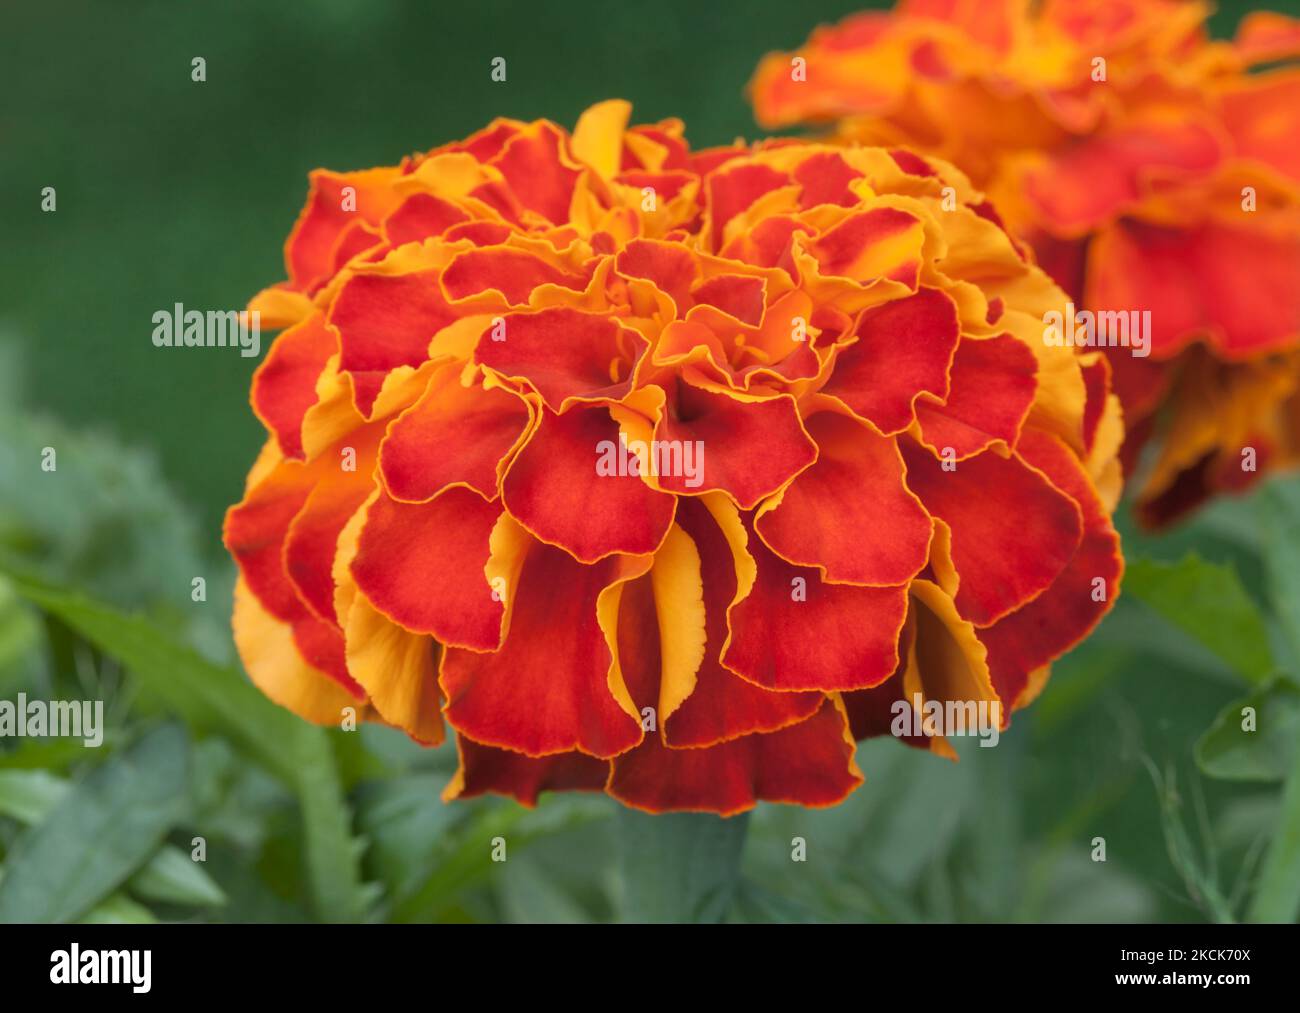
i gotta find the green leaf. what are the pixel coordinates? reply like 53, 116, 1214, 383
0, 768, 226, 908
1124, 555, 1274, 684
128, 846, 227, 908
617, 809, 749, 923
390, 798, 607, 923
1260, 479, 1300, 666
80, 893, 158, 924
0, 768, 70, 824
1247, 740, 1300, 923
1, 573, 301, 784
0, 574, 375, 923
0, 724, 188, 923
1196, 681, 1300, 782
291, 726, 368, 923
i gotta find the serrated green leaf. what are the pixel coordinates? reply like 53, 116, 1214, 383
292, 727, 367, 923
617, 809, 749, 924
1, 572, 300, 783
1196, 681, 1300, 782
1125, 555, 1274, 684
0, 724, 188, 923
0, 573, 374, 924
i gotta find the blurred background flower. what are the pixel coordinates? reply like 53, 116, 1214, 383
750, 0, 1300, 526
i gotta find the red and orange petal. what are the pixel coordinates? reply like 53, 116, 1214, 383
225, 100, 1124, 814
747, 1, 1300, 526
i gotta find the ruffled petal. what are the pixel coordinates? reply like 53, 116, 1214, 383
379, 365, 531, 502
723, 517, 908, 691
820, 287, 961, 433
608, 699, 861, 816
351, 487, 504, 650
502, 404, 676, 562
755, 408, 932, 585
899, 437, 1083, 626
439, 532, 649, 757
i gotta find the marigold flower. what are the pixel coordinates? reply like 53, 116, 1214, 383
224, 100, 1123, 815
750, 0, 1300, 526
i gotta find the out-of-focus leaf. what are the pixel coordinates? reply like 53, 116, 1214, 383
1196, 681, 1300, 782
1125, 555, 1274, 684
617, 809, 748, 924
1247, 478, 1300, 923
729, 878, 824, 923
0, 768, 69, 824
128, 846, 227, 908
1247, 739, 1300, 923
391, 798, 607, 923
497, 854, 592, 924
0, 736, 104, 773
0, 577, 43, 694
79, 893, 158, 924
356, 774, 458, 908
0, 403, 203, 613
1260, 479, 1300, 666
2, 573, 300, 783
0, 767, 226, 907
292, 726, 369, 923
1, 574, 375, 922
0, 724, 188, 923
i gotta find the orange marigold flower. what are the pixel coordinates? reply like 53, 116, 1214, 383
750, 0, 1300, 526
224, 100, 1124, 815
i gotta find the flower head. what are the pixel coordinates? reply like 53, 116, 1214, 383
751, 0, 1300, 525
225, 100, 1122, 814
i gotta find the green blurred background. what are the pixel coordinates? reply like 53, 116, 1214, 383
0, 0, 1298, 924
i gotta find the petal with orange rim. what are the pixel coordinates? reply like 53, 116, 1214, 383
820, 286, 961, 434
439, 538, 648, 758
502, 403, 676, 563
608, 698, 862, 816
665, 497, 822, 746
381, 192, 470, 247
651, 373, 817, 509
755, 408, 932, 586
286, 167, 403, 292
914, 333, 1038, 458
343, 590, 443, 745
442, 247, 588, 306
379, 365, 532, 503
443, 736, 610, 806
706, 161, 791, 250
329, 269, 459, 414
980, 429, 1122, 707
899, 437, 1082, 626
475, 307, 648, 412
350, 487, 504, 651
490, 121, 582, 225
251, 312, 337, 460
723, 517, 908, 692
233, 578, 367, 726
804, 206, 927, 287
